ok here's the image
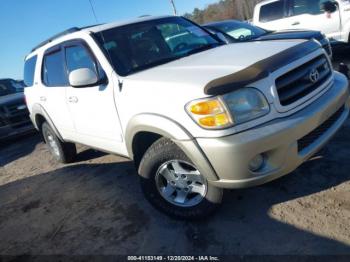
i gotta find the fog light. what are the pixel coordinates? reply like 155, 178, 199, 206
249, 154, 265, 172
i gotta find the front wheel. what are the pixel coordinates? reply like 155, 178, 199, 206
139, 138, 223, 220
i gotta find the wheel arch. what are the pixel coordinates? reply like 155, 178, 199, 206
31, 103, 64, 141
125, 114, 219, 181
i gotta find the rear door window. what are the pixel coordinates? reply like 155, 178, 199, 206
42, 48, 68, 87
259, 1, 286, 22
289, 0, 336, 16
24, 55, 37, 87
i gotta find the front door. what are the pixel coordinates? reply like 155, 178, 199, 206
63, 41, 124, 153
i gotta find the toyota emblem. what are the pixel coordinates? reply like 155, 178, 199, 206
309, 69, 320, 83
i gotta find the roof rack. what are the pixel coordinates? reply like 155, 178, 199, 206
31, 27, 81, 52
80, 23, 104, 30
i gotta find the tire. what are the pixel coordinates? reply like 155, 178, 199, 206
139, 137, 223, 220
41, 122, 77, 164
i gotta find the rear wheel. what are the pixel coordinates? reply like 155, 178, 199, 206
41, 122, 76, 164
139, 138, 223, 220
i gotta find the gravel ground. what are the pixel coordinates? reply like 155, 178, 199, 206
0, 47, 350, 256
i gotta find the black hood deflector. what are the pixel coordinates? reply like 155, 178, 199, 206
204, 40, 321, 96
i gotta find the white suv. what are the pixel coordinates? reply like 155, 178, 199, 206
24, 16, 350, 219
253, 0, 350, 43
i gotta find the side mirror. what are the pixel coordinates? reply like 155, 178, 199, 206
323, 1, 337, 13
69, 68, 99, 88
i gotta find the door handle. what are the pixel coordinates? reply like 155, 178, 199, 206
291, 21, 300, 26
68, 96, 78, 103
40, 96, 47, 102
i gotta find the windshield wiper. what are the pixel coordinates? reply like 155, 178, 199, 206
185, 43, 221, 56
125, 56, 184, 75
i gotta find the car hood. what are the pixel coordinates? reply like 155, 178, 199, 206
257, 30, 324, 42
125, 39, 314, 94
0, 92, 25, 106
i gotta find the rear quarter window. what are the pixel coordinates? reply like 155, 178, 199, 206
24, 55, 37, 87
259, 1, 285, 22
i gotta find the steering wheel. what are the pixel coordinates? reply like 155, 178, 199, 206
238, 35, 246, 41
174, 42, 189, 53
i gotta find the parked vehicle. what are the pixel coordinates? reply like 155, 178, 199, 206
203, 19, 332, 57
0, 78, 33, 140
24, 16, 350, 219
252, 0, 350, 44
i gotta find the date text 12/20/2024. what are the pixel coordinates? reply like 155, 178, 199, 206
127, 256, 220, 261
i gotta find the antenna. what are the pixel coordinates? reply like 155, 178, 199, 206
170, 0, 177, 15
88, 0, 99, 23
87, 0, 123, 89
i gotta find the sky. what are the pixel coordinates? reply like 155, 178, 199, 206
0, 0, 217, 80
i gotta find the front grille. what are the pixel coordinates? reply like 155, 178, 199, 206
276, 55, 332, 106
0, 106, 5, 114
0, 118, 5, 127
6, 103, 26, 114
7, 115, 30, 125
298, 106, 345, 152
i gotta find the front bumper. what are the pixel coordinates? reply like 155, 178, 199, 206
0, 121, 34, 140
196, 72, 349, 189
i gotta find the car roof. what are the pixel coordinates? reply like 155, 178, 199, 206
84, 15, 172, 33
203, 19, 246, 27
0, 78, 14, 82
28, 15, 173, 55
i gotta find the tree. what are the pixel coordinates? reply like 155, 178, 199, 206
185, 0, 262, 23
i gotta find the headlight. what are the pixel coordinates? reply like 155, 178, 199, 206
223, 88, 270, 124
186, 88, 269, 129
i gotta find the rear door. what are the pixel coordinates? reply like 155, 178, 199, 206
254, 0, 290, 31
63, 40, 124, 152
286, 0, 341, 40
40, 46, 75, 139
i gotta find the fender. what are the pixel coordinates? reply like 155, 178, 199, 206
125, 113, 219, 181
31, 103, 64, 141
125, 113, 193, 155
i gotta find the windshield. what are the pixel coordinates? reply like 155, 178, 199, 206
0, 79, 23, 97
209, 21, 267, 42
94, 17, 220, 76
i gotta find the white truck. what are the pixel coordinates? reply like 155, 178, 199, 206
253, 0, 350, 43
24, 16, 349, 219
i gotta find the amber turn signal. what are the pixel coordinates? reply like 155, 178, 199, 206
199, 113, 230, 127
187, 98, 233, 129
190, 100, 222, 115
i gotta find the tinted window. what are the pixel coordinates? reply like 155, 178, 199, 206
260, 1, 285, 22
157, 23, 208, 51
42, 49, 68, 87
209, 21, 267, 41
65, 45, 97, 74
94, 17, 220, 76
24, 55, 37, 87
290, 0, 336, 15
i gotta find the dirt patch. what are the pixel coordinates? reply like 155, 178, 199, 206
0, 49, 350, 255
